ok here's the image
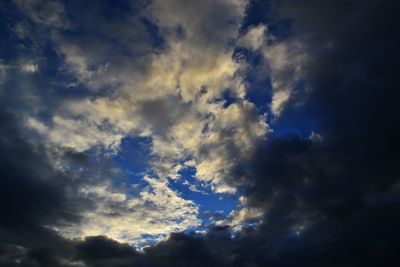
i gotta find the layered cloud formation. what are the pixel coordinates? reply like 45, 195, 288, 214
2, 0, 269, 246
1, 0, 399, 266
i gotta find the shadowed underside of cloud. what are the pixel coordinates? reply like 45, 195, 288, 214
1, 0, 400, 266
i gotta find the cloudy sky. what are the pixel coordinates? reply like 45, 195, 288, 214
0, 0, 399, 266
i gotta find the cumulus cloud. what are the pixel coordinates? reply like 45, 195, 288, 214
19, 62, 39, 73
8, 0, 270, 246
263, 39, 308, 115
237, 24, 267, 51
215, 200, 264, 230
2, 0, 399, 266
21, 0, 268, 195
58, 177, 200, 246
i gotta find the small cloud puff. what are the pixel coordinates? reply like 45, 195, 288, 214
20, 62, 39, 73
237, 24, 267, 51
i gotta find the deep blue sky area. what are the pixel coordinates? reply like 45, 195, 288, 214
114, 136, 240, 227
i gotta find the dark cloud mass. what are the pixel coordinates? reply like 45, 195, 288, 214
1, 0, 400, 266
0, 111, 76, 266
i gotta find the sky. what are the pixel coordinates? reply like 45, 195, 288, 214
0, 0, 399, 266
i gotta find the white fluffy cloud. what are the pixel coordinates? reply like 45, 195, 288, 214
17, 0, 273, 241
19, 62, 39, 73
214, 196, 264, 230
24, 0, 268, 193
238, 24, 267, 51
262, 40, 308, 116
57, 177, 200, 245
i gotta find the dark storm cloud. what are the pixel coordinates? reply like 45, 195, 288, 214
0, 95, 124, 266
131, 0, 399, 265
0, 105, 119, 267
1, 0, 400, 266
0, 71, 113, 267
75, 236, 140, 267
227, 0, 400, 265
74, 228, 232, 267
0, 109, 77, 266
